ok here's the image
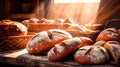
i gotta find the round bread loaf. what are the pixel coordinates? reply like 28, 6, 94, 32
96, 28, 120, 41
0, 20, 28, 36
74, 46, 109, 64
26, 29, 72, 55
47, 37, 81, 61
103, 41, 120, 64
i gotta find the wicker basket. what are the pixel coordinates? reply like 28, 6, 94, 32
0, 35, 33, 51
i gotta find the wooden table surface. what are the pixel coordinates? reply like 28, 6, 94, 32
0, 49, 119, 67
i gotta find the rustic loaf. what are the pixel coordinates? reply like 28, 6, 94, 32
103, 41, 120, 64
96, 28, 120, 41
47, 37, 81, 61
74, 46, 109, 64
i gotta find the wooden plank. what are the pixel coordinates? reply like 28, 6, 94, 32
0, 49, 119, 67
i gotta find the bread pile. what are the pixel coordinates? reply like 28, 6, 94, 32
1, 18, 119, 64
26, 27, 120, 64
0, 20, 28, 36
0, 20, 29, 51
74, 28, 120, 64
21, 18, 95, 39
21, 18, 75, 24
26, 29, 72, 55
21, 18, 79, 32
22, 18, 93, 32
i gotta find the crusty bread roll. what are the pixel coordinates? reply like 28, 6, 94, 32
96, 28, 120, 41
74, 46, 109, 64
0, 20, 28, 36
47, 37, 81, 61
78, 37, 93, 48
26, 29, 72, 55
103, 41, 120, 64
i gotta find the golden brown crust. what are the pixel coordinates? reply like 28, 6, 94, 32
26, 31, 52, 54
96, 28, 120, 41
78, 37, 93, 48
47, 37, 81, 61
103, 41, 120, 64
74, 46, 109, 64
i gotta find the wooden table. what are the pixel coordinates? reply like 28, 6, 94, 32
0, 49, 119, 67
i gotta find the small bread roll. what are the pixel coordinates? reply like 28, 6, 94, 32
74, 46, 109, 64
26, 29, 72, 55
96, 28, 120, 41
78, 37, 93, 48
103, 41, 120, 64
47, 37, 81, 61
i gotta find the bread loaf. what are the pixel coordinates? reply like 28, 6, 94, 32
47, 37, 81, 61
103, 41, 120, 64
0, 20, 28, 36
26, 29, 72, 55
74, 46, 109, 64
96, 28, 120, 41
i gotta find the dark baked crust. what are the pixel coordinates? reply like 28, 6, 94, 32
103, 41, 120, 64
74, 46, 109, 64
78, 37, 93, 48
47, 37, 81, 61
96, 28, 120, 41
